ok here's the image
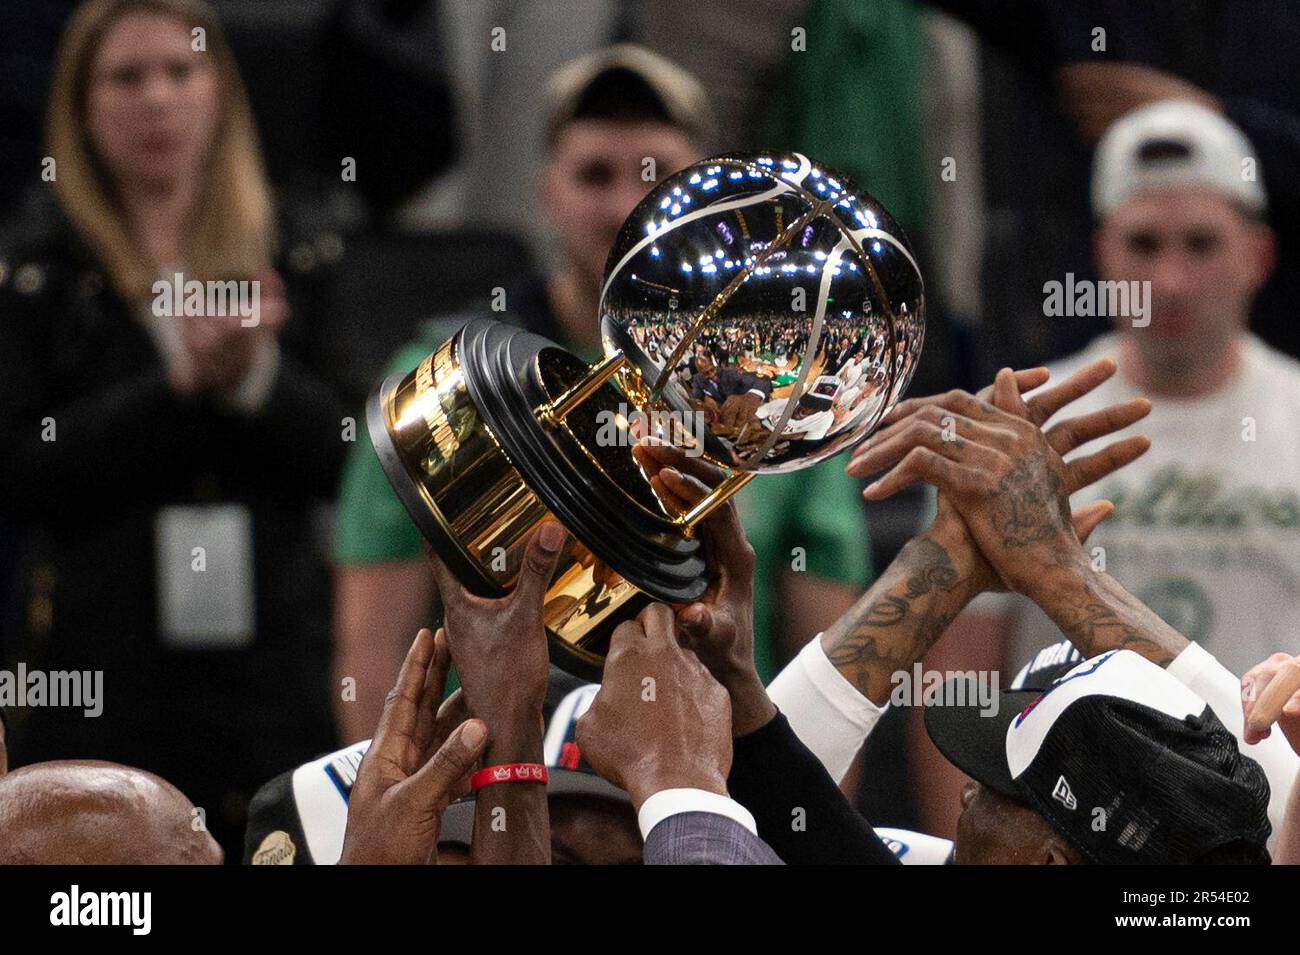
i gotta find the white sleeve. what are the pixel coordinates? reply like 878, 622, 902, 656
1167, 641, 1300, 847
637, 789, 757, 840
766, 635, 888, 783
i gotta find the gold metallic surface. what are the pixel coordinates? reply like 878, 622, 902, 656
378, 336, 660, 660
678, 470, 756, 537
541, 351, 628, 425
533, 347, 673, 521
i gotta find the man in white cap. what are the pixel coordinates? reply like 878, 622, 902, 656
919, 99, 1300, 836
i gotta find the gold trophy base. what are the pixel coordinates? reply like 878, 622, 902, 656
369, 319, 713, 678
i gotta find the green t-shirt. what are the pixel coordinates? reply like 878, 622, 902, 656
733, 461, 871, 680
335, 328, 872, 682
335, 337, 444, 566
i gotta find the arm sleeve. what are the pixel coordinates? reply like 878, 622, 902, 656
637, 789, 758, 838
728, 709, 900, 865
766, 636, 887, 782
1167, 641, 1300, 847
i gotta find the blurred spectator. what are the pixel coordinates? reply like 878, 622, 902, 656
771, 0, 927, 237
331, 46, 871, 745
937, 0, 1300, 374
399, 0, 624, 244
0, 0, 458, 219
927, 101, 1300, 837
764, 0, 962, 403
0, 0, 348, 855
636, 0, 803, 150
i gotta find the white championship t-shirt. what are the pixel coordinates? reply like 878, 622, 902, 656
996, 332, 1300, 677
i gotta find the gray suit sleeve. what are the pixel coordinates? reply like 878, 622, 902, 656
642, 812, 785, 865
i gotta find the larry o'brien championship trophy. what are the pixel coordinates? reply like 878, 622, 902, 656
368, 152, 925, 679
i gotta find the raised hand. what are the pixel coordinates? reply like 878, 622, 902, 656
426, 523, 566, 865
426, 523, 565, 732
575, 603, 733, 808
1243, 653, 1300, 753
341, 627, 486, 864
848, 360, 1151, 592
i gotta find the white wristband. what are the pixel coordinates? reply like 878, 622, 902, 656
637, 788, 757, 841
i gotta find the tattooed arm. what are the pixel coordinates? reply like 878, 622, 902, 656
820, 517, 986, 705
850, 368, 1181, 669
1028, 561, 1188, 667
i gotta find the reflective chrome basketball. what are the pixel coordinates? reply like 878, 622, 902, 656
600, 152, 925, 474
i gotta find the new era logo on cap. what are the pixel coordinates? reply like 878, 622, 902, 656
926, 644, 1271, 864
1052, 776, 1077, 811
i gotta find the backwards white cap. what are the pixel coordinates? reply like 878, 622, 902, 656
1091, 99, 1267, 219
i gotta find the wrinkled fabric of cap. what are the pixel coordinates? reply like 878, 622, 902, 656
927, 650, 1271, 863
1007, 650, 1270, 864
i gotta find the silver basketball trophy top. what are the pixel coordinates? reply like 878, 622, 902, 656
600, 151, 925, 475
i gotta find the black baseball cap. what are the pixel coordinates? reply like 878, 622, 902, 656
925, 649, 1271, 864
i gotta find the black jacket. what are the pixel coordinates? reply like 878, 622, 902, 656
0, 198, 349, 849
690, 365, 774, 403
729, 710, 900, 865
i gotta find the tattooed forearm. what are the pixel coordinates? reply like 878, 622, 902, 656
903, 539, 961, 598
856, 595, 908, 629
1035, 566, 1188, 668
1052, 601, 1177, 666
822, 535, 977, 704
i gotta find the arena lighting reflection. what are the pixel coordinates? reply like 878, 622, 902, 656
601, 150, 925, 474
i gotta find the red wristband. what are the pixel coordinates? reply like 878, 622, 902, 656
471, 763, 549, 791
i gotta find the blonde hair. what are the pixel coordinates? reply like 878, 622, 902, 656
46, 0, 275, 303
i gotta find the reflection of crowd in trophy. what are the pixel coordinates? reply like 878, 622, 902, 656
626, 309, 913, 461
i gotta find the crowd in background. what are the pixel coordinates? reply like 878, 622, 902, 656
2, 0, 1300, 862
